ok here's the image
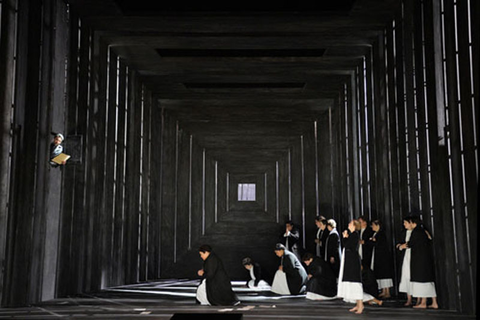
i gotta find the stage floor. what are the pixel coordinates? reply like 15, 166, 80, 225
0, 279, 475, 319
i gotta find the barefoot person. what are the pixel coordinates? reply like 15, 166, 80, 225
369, 219, 394, 299
337, 219, 364, 314
196, 245, 239, 306
406, 216, 439, 309
397, 216, 415, 306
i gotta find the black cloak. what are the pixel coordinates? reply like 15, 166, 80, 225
305, 256, 337, 297
201, 252, 239, 306
281, 250, 308, 295
325, 228, 341, 277
360, 226, 375, 267
316, 227, 330, 259
408, 225, 436, 283
341, 230, 362, 283
361, 265, 380, 298
245, 262, 272, 286
279, 227, 301, 259
370, 229, 394, 280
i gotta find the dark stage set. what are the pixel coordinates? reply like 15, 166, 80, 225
0, 0, 477, 319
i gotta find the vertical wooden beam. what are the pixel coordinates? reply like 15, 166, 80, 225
202, 148, 206, 235
4, 0, 42, 305
160, 110, 176, 274
188, 135, 193, 248
275, 160, 279, 223
113, 60, 127, 285
373, 33, 391, 223
0, 0, 17, 304
148, 100, 163, 279
404, 0, 420, 211
365, 52, 376, 219
300, 135, 305, 248
41, 0, 69, 301
456, 1, 478, 311
91, 34, 108, 291
394, 9, 409, 213
349, 73, 360, 220
103, 48, 117, 287
422, 0, 454, 310
125, 70, 141, 283
385, 21, 400, 293
314, 121, 319, 216
173, 120, 179, 263
357, 63, 369, 217
139, 87, 152, 281
215, 160, 218, 223
57, 9, 80, 297
443, 0, 475, 313
468, 0, 479, 300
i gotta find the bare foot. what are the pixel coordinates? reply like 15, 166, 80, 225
349, 307, 358, 312
404, 302, 412, 307
413, 304, 427, 309
377, 300, 383, 306
355, 306, 364, 314
428, 304, 439, 309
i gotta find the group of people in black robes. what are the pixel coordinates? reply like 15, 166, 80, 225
194, 213, 438, 313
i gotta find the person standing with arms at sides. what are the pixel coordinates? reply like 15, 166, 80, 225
271, 243, 308, 295
398, 216, 439, 309
314, 216, 329, 259
324, 219, 341, 279
196, 245, 239, 306
279, 220, 301, 260
369, 219, 394, 299
358, 215, 374, 269
337, 219, 364, 314
396, 216, 414, 306
302, 252, 337, 300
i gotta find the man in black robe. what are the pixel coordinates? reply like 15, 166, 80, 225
358, 215, 374, 268
272, 243, 308, 295
302, 252, 337, 299
279, 220, 301, 259
314, 216, 329, 259
196, 244, 239, 306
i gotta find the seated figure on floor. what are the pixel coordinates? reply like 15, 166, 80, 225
302, 252, 337, 300
242, 257, 272, 290
196, 244, 239, 306
271, 243, 308, 295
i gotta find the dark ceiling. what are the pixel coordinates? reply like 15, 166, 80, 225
68, 0, 401, 172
